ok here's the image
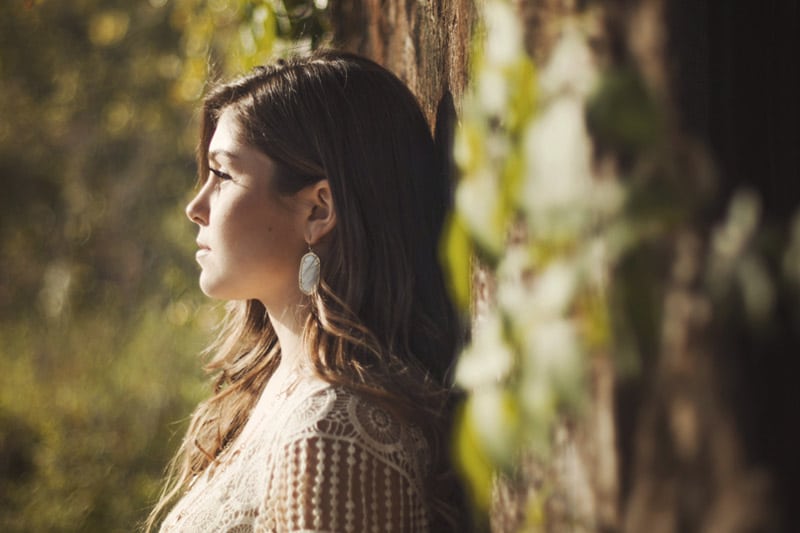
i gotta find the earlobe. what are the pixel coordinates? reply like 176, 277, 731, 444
304, 180, 337, 245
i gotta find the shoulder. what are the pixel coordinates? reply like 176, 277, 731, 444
279, 381, 429, 477
261, 384, 433, 532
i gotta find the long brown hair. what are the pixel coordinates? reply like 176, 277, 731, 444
146, 51, 462, 530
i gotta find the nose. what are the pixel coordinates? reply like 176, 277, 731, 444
185, 187, 209, 226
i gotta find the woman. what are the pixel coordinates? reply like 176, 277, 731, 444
146, 51, 462, 532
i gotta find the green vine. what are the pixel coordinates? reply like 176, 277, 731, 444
445, 1, 628, 520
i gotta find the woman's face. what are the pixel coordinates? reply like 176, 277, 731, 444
185, 108, 307, 310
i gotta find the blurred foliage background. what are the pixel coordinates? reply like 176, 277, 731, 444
0, 1, 327, 530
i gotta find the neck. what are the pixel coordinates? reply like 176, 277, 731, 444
266, 301, 309, 376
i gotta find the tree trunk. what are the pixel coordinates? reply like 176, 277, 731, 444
615, 1, 800, 531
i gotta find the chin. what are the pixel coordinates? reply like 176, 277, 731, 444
199, 274, 256, 302
198, 274, 229, 300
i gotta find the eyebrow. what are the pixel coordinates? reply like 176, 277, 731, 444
208, 149, 239, 161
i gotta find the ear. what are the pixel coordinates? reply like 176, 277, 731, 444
299, 179, 336, 246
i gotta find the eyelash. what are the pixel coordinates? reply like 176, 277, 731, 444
209, 167, 233, 181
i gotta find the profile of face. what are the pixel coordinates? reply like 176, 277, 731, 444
185, 108, 310, 310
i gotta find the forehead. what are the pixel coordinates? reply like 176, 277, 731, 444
208, 108, 246, 157
206, 108, 279, 183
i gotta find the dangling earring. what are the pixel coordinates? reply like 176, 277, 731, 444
298, 244, 321, 295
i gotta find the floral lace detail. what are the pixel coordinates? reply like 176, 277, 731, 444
352, 400, 402, 446
160, 376, 430, 532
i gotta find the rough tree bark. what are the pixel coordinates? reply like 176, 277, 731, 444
330, 0, 475, 150
330, 1, 800, 531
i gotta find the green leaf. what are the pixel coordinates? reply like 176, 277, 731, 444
586, 68, 662, 156
453, 400, 494, 517
441, 213, 473, 311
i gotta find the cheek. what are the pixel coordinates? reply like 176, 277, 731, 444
223, 200, 301, 269
218, 195, 270, 242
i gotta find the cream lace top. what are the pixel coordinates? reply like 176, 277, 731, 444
160, 375, 430, 532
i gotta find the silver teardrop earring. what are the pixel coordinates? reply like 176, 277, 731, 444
298, 244, 321, 295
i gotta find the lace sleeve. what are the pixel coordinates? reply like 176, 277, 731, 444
264, 435, 428, 532
257, 396, 430, 533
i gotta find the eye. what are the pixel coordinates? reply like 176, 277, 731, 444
209, 167, 233, 181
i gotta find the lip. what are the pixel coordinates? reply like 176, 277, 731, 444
195, 240, 210, 259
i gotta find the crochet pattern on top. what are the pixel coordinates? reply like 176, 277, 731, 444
160, 376, 430, 533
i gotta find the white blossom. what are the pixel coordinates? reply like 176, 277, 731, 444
455, 313, 514, 389
483, 0, 522, 67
